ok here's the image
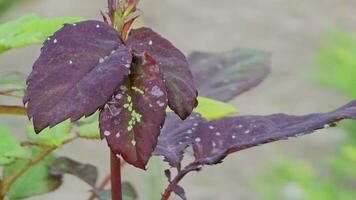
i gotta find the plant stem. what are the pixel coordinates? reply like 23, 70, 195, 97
88, 160, 126, 200
0, 105, 26, 115
161, 163, 200, 200
0, 147, 55, 199
111, 152, 122, 200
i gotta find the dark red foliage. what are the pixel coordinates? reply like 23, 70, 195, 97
100, 53, 168, 169
188, 49, 270, 102
153, 112, 205, 169
158, 101, 356, 199
126, 28, 198, 119
192, 101, 356, 165
24, 20, 132, 132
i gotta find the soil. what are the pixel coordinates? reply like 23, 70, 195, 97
1, 0, 356, 199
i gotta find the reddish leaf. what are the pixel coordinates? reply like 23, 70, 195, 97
188, 49, 270, 102
153, 113, 205, 169
193, 100, 356, 165
161, 101, 356, 200
24, 20, 132, 132
126, 27, 198, 119
100, 52, 167, 169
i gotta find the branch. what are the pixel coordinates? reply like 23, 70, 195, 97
0, 147, 55, 199
161, 163, 201, 200
0, 105, 26, 115
0, 135, 78, 200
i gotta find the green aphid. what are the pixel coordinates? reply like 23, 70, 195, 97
132, 86, 144, 95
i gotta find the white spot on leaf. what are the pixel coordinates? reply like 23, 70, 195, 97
195, 137, 201, 143
104, 130, 111, 136
151, 86, 164, 97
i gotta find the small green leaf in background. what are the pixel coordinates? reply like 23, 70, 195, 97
76, 121, 100, 139
0, 126, 29, 165
0, 72, 26, 97
26, 120, 74, 147
251, 158, 356, 200
0, 13, 82, 53
76, 112, 100, 139
3, 148, 62, 199
0, 0, 21, 14
50, 157, 98, 187
194, 96, 236, 119
312, 30, 356, 99
166, 96, 237, 120
328, 145, 356, 179
144, 157, 166, 200
93, 182, 138, 200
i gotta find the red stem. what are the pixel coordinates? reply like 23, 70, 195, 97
111, 152, 122, 200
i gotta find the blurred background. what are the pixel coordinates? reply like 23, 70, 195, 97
1, 0, 356, 199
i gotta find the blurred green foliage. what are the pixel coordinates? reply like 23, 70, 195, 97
0, 14, 82, 54
252, 29, 356, 200
0, 0, 19, 15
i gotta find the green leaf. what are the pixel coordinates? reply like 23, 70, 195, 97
76, 113, 100, 139
194, 96, 237, 120
312, 30, 356, 99
3, 148, 62, 199
76, 121, 100, 139
0, 13, 82, 53
251, 158, 356, 200
26, 120, 74, 147
166, 96, 236, 120
0, 126, 29, 165
144, 157, 165, 200
328, 145, 356, 179
0, 72, 26, 97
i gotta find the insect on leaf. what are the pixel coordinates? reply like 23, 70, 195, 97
100, 52, 167, 169
126, 27, 198, 119
24, 20, 132, 133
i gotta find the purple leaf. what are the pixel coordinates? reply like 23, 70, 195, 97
24, 20, 132, 132
153, 112, 205, 169
171, 184, 187, 200
160, 101, 356, 200
100, 52, 167, 169
126, 27, 198, 119
193, 100, 356, 165
188, 49, 270, 102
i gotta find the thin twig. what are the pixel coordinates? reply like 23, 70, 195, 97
0, 147, 55, 199
0, 105, 26, 115
161, 163, 201, 200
